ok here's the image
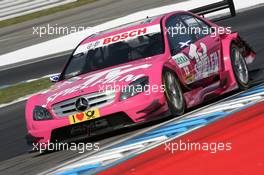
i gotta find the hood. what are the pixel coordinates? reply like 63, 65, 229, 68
37, 56, 164, 108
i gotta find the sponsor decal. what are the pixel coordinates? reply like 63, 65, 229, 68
186, 74, 195, 84
179, 40, 191, 48
209, 50, 220, 74
172, 53, 190, 68
86, 40, 101, 50
172, 53, 193, 83
188, 42, 219, 80
46, 64, 152, 104
103, 27, 147, 45
69, 108, 100, 124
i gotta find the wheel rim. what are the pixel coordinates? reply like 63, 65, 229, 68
164, 72, 183, 110
232, 48, 249, 84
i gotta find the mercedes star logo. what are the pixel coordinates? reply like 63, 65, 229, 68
75, 97, 89, 112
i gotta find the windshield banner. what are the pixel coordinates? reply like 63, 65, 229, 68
74, 24, 161, 55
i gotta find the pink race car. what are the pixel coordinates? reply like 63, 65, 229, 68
25, 11, 255, 145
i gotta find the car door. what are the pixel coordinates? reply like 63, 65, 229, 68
165, 15, 197, 86
180, 14, 221, 84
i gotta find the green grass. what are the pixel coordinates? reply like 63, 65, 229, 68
0, 78, 53, 104
0, 0, 97, 28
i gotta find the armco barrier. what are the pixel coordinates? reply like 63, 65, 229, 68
190, 0, 236, 17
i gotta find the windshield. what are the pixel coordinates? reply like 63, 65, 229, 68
62, 25, 164, 79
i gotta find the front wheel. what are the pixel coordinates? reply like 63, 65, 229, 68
163, 70, 185, 116
230, 44, 249, 90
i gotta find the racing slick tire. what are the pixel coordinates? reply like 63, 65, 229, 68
230, 44, 250, 90
163, 69, 186, 116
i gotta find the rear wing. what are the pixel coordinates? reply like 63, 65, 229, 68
190, 0, 236, 19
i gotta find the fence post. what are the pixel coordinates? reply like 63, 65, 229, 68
227, 0, 236, 16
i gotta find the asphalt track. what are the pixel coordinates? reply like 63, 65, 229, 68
0, 5, 264, 175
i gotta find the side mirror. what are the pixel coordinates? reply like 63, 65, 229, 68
50, 74, 60, 83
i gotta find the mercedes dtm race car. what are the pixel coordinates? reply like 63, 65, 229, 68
25, 11, 255, 145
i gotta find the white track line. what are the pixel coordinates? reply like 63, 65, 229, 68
0, 0, 77, 20
0, 73, 58, 108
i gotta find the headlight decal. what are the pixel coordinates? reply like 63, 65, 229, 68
120, 76, 149, 100
33, 106, 53, 121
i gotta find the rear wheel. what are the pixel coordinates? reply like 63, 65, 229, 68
163, 70, 185, 116
230, 44, 249, 90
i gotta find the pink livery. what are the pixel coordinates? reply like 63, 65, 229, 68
25, 11, 255, 146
